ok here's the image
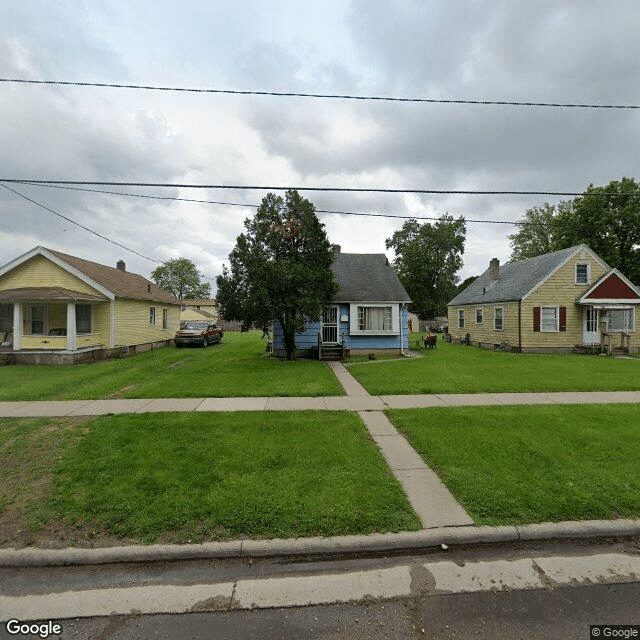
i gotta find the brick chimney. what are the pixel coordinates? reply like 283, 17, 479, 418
490, 258, 500, 280
116, 260, 126, 271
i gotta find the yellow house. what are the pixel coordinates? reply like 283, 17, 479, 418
0, 246, 180, 363
448, 245, 640, 354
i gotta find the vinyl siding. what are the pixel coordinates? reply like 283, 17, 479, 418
521, 250, 608, 349
448, 302, 519, 347
0, 255, 104, 296
114, 299, 180, 346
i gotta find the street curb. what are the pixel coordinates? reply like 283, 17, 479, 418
2, 519, 639, 567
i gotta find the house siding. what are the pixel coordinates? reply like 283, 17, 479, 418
273, 304, 409, 356
114, 299, 179, 348
520, 251, 608, 350
0, 255, 103, 296
448, 302, 519, 348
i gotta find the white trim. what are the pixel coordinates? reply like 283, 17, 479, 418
149, 306, 157, 326
578, 268, 640, 303
539, 305, 560, 333
0, 246, 115, 300
457, 308, 465, 329
493, 306, 504, 331
67, 302, 77, 351
475, 307, 484, 324
575, 261, 590, 285
350, 303, 399, 335
522, 245, 610, 301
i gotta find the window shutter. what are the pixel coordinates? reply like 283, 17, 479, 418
559, 306, 567, 332
533, 307, 540, 332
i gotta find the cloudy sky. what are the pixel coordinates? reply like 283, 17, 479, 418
1, 1, 639, 289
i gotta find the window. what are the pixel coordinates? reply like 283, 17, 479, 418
475, 308, 483, 324
0, 303, 11, 333
458, 309, 465, 329
576, 263, 589, 284
605, 308, 634, 332
75, 304, 92, 334
494, 307, 503, 331
357, 306, 392, 331
28, 305, 46, 335
149, 306, 156, 325
162, 308, 168, 329
540, 307, 559, 332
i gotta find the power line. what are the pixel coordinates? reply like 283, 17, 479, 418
0, 179, 597, 198
1, 182, 219, 281
1, 78, 638, 110
0, 182, 160, 263
21, 182, 523, 225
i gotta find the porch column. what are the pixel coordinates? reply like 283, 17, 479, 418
12, 302, 22, 351
67, 302, 77, 351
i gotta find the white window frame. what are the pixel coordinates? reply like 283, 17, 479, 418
149, 306, 156, 326
475, 307, 484, 325
494, 307, 504, 331
162, 308, 168, 329
349, 303, 398, 335
604, 308, 634, 333
575, 262, 589, 285
540, 306, 559, 332
75, 304, 93, 335
458, 309, 465, 329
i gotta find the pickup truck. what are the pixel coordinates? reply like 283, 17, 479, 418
175, 322, 223, 348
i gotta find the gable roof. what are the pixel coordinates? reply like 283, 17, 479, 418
0, 247, 179, 305
578, 269, 640, 303
332, 253, 411, 302
448, 245, 607, 306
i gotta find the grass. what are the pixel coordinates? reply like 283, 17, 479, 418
0, 331, 344, 401
46, 411, 420, 544
346, 334, 640, 394
387, 404, 640, 526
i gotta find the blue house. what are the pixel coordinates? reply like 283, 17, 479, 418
272, 249, 411, 359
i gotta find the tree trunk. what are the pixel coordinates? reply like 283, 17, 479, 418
280, 317, 297, 360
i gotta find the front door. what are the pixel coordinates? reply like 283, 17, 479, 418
583, 307, 599, 345
321, 306, 339, 344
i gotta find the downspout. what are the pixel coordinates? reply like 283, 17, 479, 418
400, 303, 410, 357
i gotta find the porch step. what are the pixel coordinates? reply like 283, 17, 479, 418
319, 345, 344, 361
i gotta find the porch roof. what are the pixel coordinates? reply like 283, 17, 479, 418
0, 287, 107, 302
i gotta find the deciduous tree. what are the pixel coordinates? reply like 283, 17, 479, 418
216, 190, 338, 360
385, 215, 466, 319
151, 258, 211, 301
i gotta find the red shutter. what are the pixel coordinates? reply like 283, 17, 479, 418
559, 306, 567, 332
533, 307, 540, 332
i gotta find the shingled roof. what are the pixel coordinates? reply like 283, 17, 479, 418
332, 253, 411, 302
0, 247, 179, 305
448, 245, 604, 306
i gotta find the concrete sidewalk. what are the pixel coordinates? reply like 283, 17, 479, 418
1, 390, 639, 417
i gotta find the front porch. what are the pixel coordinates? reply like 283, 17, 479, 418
0, 288, 109, 362
579, 304, 637, 355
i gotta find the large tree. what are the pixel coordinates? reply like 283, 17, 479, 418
216, 190, 338, 360
151, 257, 211, 301
508, 177, 640, 284
385, 214, 466, 319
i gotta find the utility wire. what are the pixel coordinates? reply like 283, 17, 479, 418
0, 183, 161, 263
21, 182, 523, 225
1, 78, 638, 110
0, 179, 601, 198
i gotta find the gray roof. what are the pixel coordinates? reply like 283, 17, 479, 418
448, 245, 593, 306
332, 253, 411, 302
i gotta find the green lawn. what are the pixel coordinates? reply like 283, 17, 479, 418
43, 411, 420, 544
387, 404, 640, 526
0, 331, 344, 400
346, 336, 640, 394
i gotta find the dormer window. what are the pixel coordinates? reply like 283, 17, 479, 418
576, 262, 589, 284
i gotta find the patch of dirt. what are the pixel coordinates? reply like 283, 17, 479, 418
104, 385, 138, 399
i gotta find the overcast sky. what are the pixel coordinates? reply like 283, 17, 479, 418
1, 1, 639, 289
